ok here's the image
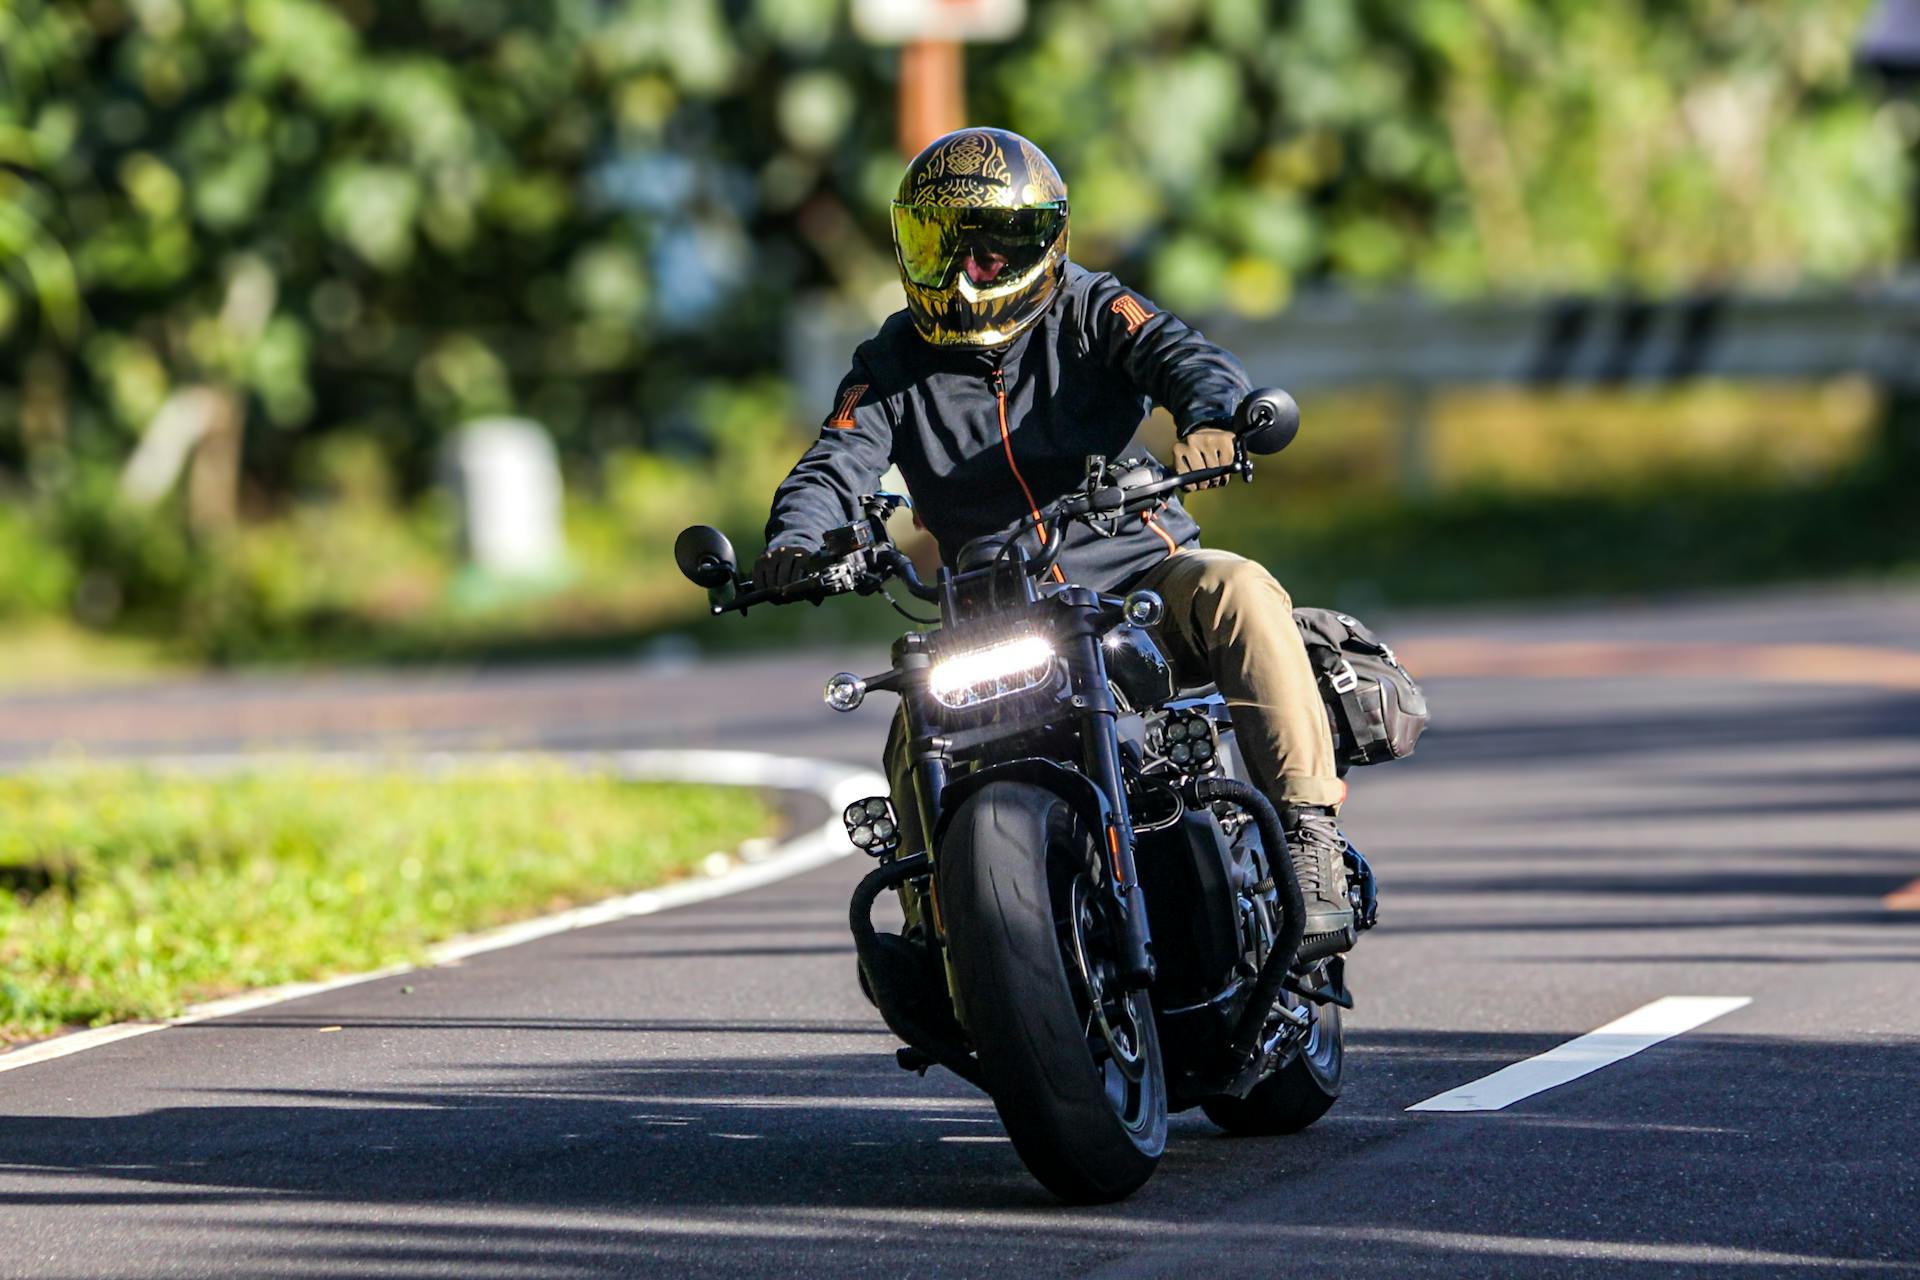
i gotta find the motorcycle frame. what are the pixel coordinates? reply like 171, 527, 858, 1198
893, 552, 1159, 988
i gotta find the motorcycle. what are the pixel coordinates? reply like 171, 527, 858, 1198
674, 387, 1376, 1203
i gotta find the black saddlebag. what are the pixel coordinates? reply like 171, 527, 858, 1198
1292, 607, 1429, 772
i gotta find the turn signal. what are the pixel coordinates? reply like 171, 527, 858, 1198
1122, 590, 1164, 628
824, 672, 866, 712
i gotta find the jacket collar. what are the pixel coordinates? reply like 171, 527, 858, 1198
907, 319, 1040, 374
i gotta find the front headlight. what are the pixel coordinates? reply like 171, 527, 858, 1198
929, 634, 1056, 709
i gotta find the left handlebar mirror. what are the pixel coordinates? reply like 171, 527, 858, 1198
674, 525, 739, 588
1235, 387, 1300, 456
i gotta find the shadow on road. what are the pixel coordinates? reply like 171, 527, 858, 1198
0, 1027, 1912, 1277
1409, 686, 1920, 771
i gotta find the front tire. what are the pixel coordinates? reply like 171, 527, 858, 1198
938, 782, 1167, 1203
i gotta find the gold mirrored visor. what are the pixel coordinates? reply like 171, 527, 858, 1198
891, 202, 1067, 290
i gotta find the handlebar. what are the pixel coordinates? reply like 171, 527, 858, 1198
713, 545, 936, 615
715, 449, 1252, 614
1015, 449, 1251, 579
1023, 463, 1230, 578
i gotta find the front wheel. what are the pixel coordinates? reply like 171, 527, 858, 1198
938, 781, 1167, 1203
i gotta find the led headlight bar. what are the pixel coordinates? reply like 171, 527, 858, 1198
928, 634, 1056, 710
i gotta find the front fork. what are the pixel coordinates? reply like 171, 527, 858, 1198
1057, 588, 1157, 988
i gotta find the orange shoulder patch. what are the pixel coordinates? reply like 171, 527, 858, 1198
827, 383, 870, 429
1110, 295, 1154, 334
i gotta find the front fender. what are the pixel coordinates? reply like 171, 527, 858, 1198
931, 757, 1113, 856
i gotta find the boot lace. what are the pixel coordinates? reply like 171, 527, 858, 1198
1286, 806, 1342, 897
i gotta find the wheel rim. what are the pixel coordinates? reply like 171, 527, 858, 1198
1062, 874, 1156, 1130
1286, 967, 1342, 1079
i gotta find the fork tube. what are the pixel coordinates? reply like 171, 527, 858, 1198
894, 638, 946, 839
1057, 590, 1157, 987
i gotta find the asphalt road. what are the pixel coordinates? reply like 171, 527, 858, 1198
2, 584, 1917, 1278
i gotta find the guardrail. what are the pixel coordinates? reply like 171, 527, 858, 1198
788, 281, 1920, 493
1204, 285, 1918, 391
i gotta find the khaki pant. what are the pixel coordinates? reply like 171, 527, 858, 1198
882, 550, 1342, 843
1130, 549, 1343, 810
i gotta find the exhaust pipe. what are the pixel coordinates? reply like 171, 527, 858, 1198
847, 853, 984, 1088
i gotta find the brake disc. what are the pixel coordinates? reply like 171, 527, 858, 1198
1066, 875, 1147, 1083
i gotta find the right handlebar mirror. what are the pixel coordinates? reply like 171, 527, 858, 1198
1234, 387, 1300, 456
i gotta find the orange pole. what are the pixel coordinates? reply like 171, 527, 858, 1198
898, 38, 964, 157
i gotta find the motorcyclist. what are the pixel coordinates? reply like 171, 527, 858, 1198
756, 127, 1355, 962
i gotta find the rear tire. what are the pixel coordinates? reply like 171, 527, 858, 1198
938, 781, 1167, 1203
1201, 979, 1344, 1136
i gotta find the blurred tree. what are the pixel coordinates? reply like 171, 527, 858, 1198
982, 0, 1906, 312
0, 0, 1904, 509
0, 0, 899, 496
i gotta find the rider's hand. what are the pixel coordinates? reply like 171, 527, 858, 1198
1174, 426, 1236, 490
753, 546, 813, 594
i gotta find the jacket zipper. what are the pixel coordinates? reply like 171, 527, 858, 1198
992, 365, 1066, 584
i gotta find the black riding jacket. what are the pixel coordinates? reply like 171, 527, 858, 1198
765, 262, 1252, 593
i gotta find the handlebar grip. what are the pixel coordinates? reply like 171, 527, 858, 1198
717, 580, 828, 613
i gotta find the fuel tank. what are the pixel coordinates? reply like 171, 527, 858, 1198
1103, 623, 1175, 712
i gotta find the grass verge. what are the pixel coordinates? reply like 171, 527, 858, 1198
0, 763, 776, 1045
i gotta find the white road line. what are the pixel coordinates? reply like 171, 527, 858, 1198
1407, 995, 1752, 1113
0, 749, 884, 1078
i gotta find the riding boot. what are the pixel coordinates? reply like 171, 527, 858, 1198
1281, 803, 1356, 965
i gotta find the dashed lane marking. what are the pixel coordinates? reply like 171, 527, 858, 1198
1407, 996, 1752, 1113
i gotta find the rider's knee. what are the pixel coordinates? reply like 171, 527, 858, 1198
1194, 552, 1291, 615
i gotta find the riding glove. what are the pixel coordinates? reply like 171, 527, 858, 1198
753, 546, 813, 593
1174, 425, 1236, 490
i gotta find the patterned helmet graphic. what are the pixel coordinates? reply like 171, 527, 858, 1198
890, 128, 1069, 347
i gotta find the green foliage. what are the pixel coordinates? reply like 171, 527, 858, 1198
40, 464, 197, 623
0, 0, 1907, 660
0, 0, 908, 485
1250, 465, 1920, 612
987, 0, 1903, 307
0, 765, 773, 1039
0, 500, 73, 616
0, 0, 1901, 473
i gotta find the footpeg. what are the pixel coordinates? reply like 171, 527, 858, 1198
844, 796, 901, 857
1284, 956, 1354, 1009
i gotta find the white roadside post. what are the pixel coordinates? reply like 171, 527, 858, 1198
441, 417, 569, 603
